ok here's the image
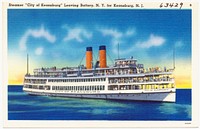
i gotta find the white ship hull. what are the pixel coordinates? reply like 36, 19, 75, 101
23, 88, 175, 102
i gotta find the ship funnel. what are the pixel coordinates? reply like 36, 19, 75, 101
86, 47, 93, 69
99, 45, 107, 68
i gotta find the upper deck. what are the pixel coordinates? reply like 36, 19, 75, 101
24, 46, 174, 79
25, 57, 174, 79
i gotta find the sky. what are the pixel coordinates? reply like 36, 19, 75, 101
8, 9, 191, 88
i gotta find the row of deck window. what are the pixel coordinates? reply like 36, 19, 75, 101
48, 78, 106, 83
52, 85, 105, 91
24, 79, 47, 84
108, 84, 174, 90
24, 85, 50, 90
109, 76, 172, 84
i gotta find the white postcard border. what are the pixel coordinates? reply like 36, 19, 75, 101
2, 1, 199, 128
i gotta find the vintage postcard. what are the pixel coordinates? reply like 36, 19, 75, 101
2, 1, 199, 128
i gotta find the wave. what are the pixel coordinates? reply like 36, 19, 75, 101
8, 96, 128, 109
78, 108, 121, 115
8, 92, 26, 96
158, 103, 191, 119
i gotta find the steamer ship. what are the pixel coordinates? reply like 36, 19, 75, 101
23, 45, 176, 102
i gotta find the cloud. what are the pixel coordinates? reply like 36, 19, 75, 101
97, 28, 135, 54
125, 28, 136, 36
136, 34, 166, 48
98, 27, 166, 57
98, 27, 135, 38
63, 26, 92, 43
35, 47, 43, 55
98, 28, 122, 39
19, 26, 56, 51
98, 27, 137, 55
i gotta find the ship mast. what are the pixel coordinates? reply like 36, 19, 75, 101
27, 54, 29, 75
118, 43, 120, 59
173, 46, 175, 70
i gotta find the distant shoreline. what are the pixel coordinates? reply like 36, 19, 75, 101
8, 85, 23, 86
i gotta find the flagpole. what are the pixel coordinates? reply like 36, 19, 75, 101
173, 46, 175, 70
118, 43, 120, 59
27, 54, 29, 75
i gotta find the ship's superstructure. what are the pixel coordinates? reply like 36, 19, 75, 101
23, 45, 176, 102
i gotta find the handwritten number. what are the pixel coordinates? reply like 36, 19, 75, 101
160, 2, 183, 9
180, 2, 183, 9
169, 3, 173, 8
160, 3, 163, 8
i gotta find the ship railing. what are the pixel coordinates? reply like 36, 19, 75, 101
109, 78, 174, 84
34, 67, 81, 72
24, 81, 46, 84
25, 70, 174, 78
107, 87, 175, 91
144, 88, 175, 91
105, 70, 172, 76
144, 70, 173, 73
26, 74, 71, 78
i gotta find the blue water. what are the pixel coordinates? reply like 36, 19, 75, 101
8, 86, 191, 120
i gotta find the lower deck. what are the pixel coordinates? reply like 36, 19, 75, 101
25, 91, 176, 102
23, 75, 176, 102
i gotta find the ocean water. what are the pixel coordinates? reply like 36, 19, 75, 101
8, 86, 191, 120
